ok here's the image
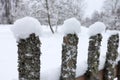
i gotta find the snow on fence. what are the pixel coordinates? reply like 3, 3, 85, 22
77, 33, 120, 80
60, 33, 79, 80
86, 34, 102, 80
104, 34, 119, 80
17, 33, 41, 80
11, 17, 120, 80
60, 18, 80, 80
12, 17, 42, 80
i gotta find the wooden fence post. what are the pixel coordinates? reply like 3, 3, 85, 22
18, 33, 41, 80
117, 61, 120, 80
103, 34, 119, 80
60, 34, 79, 80
86, 34, 102, 80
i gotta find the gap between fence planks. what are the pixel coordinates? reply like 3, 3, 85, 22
76, 65, 118, 80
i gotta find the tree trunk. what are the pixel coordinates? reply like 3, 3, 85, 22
103, 34, 119, 80
86, 34, 102, 80
1, 0, 12, 24
45, 0, 54, 34
17, 33, 41, 80
60, 34, 79, 80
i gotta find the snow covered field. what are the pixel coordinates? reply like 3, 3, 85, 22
0, 24, 120, 80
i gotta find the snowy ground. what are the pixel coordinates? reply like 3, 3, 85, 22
0, 25, 119, 80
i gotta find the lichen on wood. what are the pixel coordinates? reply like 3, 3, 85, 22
86, 34, 102, 80
18, 33, 41, 80
104, 34, 119, 80
60, 34, 79, 80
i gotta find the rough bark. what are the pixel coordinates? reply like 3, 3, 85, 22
1, 0, 12, 24
45, 0, 54, 33
86, 34, 102, 80
17, 33, 41, 80
103, 34, 119, 80
117, 61, 120, 80
60, 34, 79, 80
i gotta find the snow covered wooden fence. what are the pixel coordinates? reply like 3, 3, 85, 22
17, 33, 41, 80
60, 18, 80, 80
11, 17, 120, 80
104, 34, 119, 80
60, 34, 79, 80
15, 31, 120, 80
76, 33, 120, 80
86, 34, 102, 80
11, 17, 42, 80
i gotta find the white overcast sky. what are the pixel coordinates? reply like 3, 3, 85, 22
85, 0, 105, 17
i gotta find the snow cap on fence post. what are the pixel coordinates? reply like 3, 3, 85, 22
60, 17, 80, 80
11, 16, 42, 80
86, 22, 105, 80
88, 22, 106, 36
62, 17, 81, 34
11, 16, 42, 41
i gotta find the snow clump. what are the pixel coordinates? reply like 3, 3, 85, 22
11, 16, 42, 40
62, 18, 81, 34
88, 22, 106, 36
